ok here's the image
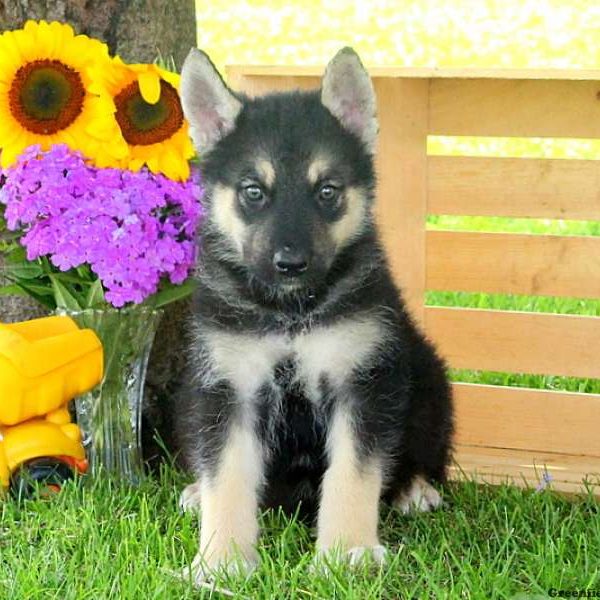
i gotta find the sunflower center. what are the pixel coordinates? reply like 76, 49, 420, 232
9, 60, 85, 135
114, 79, 184, 146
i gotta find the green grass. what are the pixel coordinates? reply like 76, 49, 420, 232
427, 215, 600, 237
1, 468, 598, 599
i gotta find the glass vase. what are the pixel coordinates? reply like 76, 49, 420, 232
63, 307, 162, 483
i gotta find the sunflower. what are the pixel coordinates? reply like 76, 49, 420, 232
0, 20, 128, 168
91, 58, 194, 181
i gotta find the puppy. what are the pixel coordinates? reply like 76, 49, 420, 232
174, 46, 453, 577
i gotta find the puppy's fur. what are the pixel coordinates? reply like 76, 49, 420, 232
174, 47, 453, 576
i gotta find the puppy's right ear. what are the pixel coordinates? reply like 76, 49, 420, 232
180, 48, 243, 154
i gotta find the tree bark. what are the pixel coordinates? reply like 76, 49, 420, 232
0, 0, 197, 465
0, 0, 197, 68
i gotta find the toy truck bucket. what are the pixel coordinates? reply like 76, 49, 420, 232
0, 316, 104, 426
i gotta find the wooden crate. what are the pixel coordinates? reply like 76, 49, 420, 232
226, 65, 600, 496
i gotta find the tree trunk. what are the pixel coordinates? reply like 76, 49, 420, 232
0, 0, 197, 465
0, 0, 197, 68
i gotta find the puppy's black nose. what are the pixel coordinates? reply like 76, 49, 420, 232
273, 246, 309, 276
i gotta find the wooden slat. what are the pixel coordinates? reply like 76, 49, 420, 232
429, 79, 600, 138
428, 156, 600, 220
451, 445, 600, 495
453, 383, 600, 457
425, 307, 600, 379
227, 68, 600, 138
225, 72, 320, 96
426, 231, 600, 298
374, 79, 429, 324
227, 65, 600, 81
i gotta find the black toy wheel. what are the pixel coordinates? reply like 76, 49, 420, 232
10, 457, 74, 500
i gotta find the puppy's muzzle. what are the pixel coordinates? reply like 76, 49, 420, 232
273, 246, 309, 277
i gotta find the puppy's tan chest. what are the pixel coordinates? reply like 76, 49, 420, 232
201, 316, 386, 402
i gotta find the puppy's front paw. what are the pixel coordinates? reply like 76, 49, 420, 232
179, 481, 202, 514
313, 543, 388, 573
190, 548, 258, 583
346, 544, 388, 566
191, 546, 258, 584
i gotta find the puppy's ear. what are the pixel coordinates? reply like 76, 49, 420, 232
321, 47, 378, 154
180, 48, 243, 154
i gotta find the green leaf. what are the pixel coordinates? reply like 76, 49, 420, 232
0, 284, 27, 296
148, 278, 198, 309
85, 279, 106, 309
50, 272, 94, 286
76, 264, 95, 282
5, 245, 27, 263
7, 281, 54, 297
39, 256, 53, 274
13, 280, 56, 309
2, 260, 44, 279
49, 275, 83, 311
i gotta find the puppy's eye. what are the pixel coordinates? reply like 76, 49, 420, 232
318, 184, 341, 206
241, 184, 266, 208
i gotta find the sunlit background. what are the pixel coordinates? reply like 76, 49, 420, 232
195, 0, 599, 160
195, 0, 599, 72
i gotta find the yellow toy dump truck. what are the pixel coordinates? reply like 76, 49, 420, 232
0, 316, 103, 497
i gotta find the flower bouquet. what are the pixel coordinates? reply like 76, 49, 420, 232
0, 21, 204, 482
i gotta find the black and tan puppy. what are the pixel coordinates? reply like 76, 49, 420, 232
175, 47, 453, 578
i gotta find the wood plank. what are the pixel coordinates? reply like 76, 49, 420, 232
428, 156, 600, 220
225, 72, 320, 96
451, 445, 600, 496
227, 65, 600, 81
426, 231, 600, 298
429, 79, 600, 138
425, 307, 600, 379
453, 383, 600, 457
374, 78, 429, 324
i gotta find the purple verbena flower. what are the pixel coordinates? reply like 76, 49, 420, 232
0, 145, 204, 307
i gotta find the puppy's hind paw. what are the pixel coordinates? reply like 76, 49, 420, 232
179, 480, 202, 514
393, 475, 443, 515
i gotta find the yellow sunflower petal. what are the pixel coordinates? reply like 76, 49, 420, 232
1, 136, 27, 167
0, 120, 22, 146
91, 59, 191, 178
128, 157, 145, 172
13, 26, 39, 62
161, 149, 190, 181
0, 34, 22, 76
35, 21, 55, 56
159, 68, 180, 89
137, 70, 161, 104
0, 20, 119, 167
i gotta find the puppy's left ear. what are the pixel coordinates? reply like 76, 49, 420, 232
321, 47, 378, 154
180, 48, 243, 154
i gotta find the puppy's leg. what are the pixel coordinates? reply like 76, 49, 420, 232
316, 408, 386, 566
192, 422, 263, 579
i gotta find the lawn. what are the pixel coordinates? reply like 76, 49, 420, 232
1, 467, 599, 599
